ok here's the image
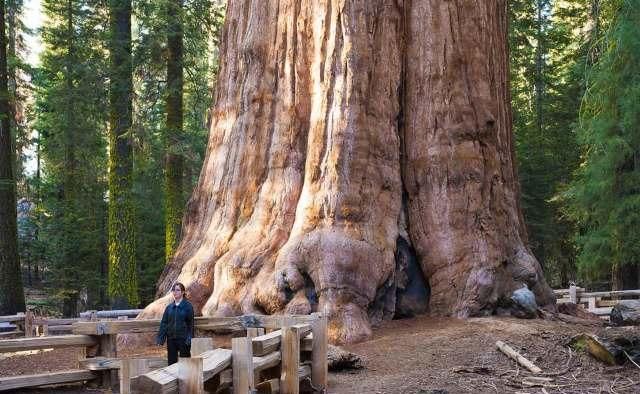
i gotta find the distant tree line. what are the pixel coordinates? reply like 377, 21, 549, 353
0, 0, 224, 315
510, 0, 640, 290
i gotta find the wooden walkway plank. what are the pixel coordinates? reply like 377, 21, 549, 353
0, 369, 97, 392
252, 324, 311, 357
131, 348, 232, 393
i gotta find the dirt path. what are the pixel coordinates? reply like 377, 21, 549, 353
1, 316, 638, 393
330, 316, 639, 393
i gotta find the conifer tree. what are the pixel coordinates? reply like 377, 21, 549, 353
34, 0, 109, 314
164, 0, 184, 263
0, 0, 26, 315
108, 0, 138, 306
568, 0, 640, 289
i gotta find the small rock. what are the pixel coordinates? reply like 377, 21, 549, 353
510, 287, 538, 319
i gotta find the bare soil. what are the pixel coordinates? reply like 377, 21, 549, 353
1, 316, 638, 393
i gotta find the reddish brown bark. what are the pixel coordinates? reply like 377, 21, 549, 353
140, 0, 555, 344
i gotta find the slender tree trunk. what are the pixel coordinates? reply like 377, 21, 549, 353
0, 0, 25, 315
164, 0, 185, 263
34, 133, 40, 283
61, 0, 79, 316
108, 0, 137, 307
141, 0, 555, 344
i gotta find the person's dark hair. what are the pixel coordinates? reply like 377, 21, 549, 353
173, 282, 187, 299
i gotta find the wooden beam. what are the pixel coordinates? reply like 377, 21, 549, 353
254, 351, 281, 372
191, 337, 214, 356
311, 314, 327, 391
131, 363, 180, 394
0, 331, 22, 338
201, 348, 232, 381
97, 334, 117, 390
0, 369, 97, 391
280, 325, 300, 394
79, 357, 167, 371
252, 324, 311, 357
47, 325, 74, 335
131, 348, 232, 393
256, 378, 280, 394
24, 311, 34, 338
580, 290, 640, 298
253, 329, 283, 356
71, 315, 320, 336
177, 357, 203, 394
0, 334, 97, 353
232, 336, 254, 394
37, 318, 81, 325
0, 314, 25, 323
301, 334, 312, 352
79, 309, 143, 319
120, 358, 149, 394
197, 315, 321, 331
72, 320, 161, 335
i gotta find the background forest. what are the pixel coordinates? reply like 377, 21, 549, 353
1, 0, 638, 316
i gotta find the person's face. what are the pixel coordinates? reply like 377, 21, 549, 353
172, 286, 184, 301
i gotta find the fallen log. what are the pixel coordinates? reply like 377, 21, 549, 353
495, 340, 542, 373
570, 331, 640, 366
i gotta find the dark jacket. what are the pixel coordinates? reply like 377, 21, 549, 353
157, 299, 194, 345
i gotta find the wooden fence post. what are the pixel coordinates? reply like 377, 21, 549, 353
14, 312, 25, 336
246, 327, 265, 338
232, 336, 255, 394
177, 356, 204, 394
569, 284, 577, 304
120, 358, 149, 394
97, 334, 117, 390
280, 324, 300, 394
311, 313, 327, 392
191, 337, 214, 356
24, 311, 34, 338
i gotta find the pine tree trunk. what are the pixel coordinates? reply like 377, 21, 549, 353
142, 0, 555, 344
164, 0, 185, 263
0, 0, 25, 315
108, 0, 137, 306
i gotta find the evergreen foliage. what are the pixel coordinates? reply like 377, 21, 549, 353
509, 0, 585, 287
6, 0, 639, 314
0, 0, 26, 315
33, 0, 109, 314
566, 0, 640, 288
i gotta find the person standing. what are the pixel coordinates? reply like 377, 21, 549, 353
156, 282, 194, 365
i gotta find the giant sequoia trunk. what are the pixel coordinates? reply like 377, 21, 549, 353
140, 0, 556, 344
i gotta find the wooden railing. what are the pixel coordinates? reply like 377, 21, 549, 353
0, 313, 27, 338
0, 313, 328, 393
555, 285, 640, 320
0, 309, 143, 338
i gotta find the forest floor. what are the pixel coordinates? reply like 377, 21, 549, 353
1, 315, 638, 393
